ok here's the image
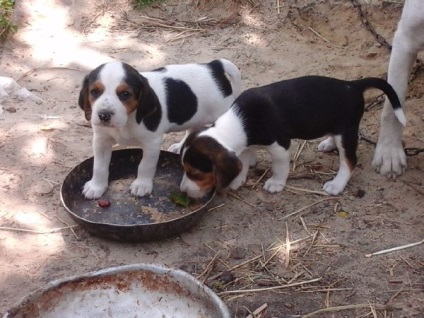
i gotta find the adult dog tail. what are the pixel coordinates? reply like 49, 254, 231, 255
351, 77, 407, 127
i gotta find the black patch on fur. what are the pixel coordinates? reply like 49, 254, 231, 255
185, 149, 214, 173
152, 67, 166, 72
136, 78, 162, 131
165, 78, 197, 125
182, 128, 209, 170
207, 59, 233, 97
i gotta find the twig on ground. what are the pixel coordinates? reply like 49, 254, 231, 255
251, 168, 270, 189
0, 225, 77, 234
279, 197, 338, 220
55, 208, 79, 239
401, 180, 424, 196
208, 255, 262, 281
299, 217, 312, 235
275, 0, 281, 14
302, 303, 388, 318
88, 246, 100, 260
123, 12, 203, 32
303, 230, 319, 257
218, 277, 322, 295
208, 203, 225, 212
197, 250, 221, 283
228, 191, 256, 207
18, 67, 82, 82
284, 222, 291, 268
292, 140, 307, 172
246, 303, 268, 318
284, 185, 329, 196
365, 239, 424, 258
308, 27, 342, 48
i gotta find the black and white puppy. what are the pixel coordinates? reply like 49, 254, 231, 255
180, 76, 406, 199
78, 59, 241, 199
372, 0, 424, 178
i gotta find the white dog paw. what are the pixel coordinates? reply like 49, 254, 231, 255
168, 143, 182, 154
372, 144, 406, 179
229, 175, 246, 190
83, 180, 107, 199
263, 178, 284, 193
317, 137, 336, 152
130, 178, 153, 197
323, 180, 344, 195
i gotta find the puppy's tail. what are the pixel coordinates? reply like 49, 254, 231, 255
351, 77, 407, 127
219, 59, 242, 97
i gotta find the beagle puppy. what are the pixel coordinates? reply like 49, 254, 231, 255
372, 0, 424, 178
79, 59, 241, 199
180, 76, 406, 198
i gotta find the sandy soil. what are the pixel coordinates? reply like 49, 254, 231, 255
1, 0, 423, 317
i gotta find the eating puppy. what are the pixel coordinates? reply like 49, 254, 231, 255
180, 76, 406, 198
78, 59, 241, 199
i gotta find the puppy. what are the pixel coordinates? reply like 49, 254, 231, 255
180, 76, 406, 199
372, 0, 424, 178
78, 59, 241, 199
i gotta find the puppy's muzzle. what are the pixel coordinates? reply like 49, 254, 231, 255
98, 110, 113, 123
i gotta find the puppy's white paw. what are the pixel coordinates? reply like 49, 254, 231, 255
317, 137, 336, 152
263, 178, 284, 193
229, 175, 246, 190
323, 180, 344, 195
130, 178, 153, 197
372, 144, 406, 179
168, 143, 182, 154
83, 180, 107, 199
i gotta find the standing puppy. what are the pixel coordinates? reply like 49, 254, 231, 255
79, 59, 241, 199
180, 76, 406, 199
372, 0, 424, 178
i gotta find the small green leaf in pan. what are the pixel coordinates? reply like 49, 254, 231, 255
169, 192, 192, 207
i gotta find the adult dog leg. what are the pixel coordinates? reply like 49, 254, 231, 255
372, 27, 420, 178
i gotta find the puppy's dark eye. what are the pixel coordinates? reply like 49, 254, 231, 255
118, 91, 131, 101
90, 88, 101, 99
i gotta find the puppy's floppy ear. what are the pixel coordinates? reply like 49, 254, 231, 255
78, 75, 92, 121
135, 76, 161, 125
181, 127, 208, 156
213, 150, 242, 190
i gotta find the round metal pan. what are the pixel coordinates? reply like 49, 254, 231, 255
60, 149, 215, 242
3, 263, 231, 318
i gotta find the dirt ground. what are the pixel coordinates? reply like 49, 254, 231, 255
0, 0, 423, 317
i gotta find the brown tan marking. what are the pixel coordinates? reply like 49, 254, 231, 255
88, 81, 105, 105
117, 83, 139, 114
79, 81, 104, 121
183, 163, 216, 194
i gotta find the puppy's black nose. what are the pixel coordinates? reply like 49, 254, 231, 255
98, 111, 112, 123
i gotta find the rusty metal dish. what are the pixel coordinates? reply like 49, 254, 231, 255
3, 263, 231, 318
60, 149, 215, 242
